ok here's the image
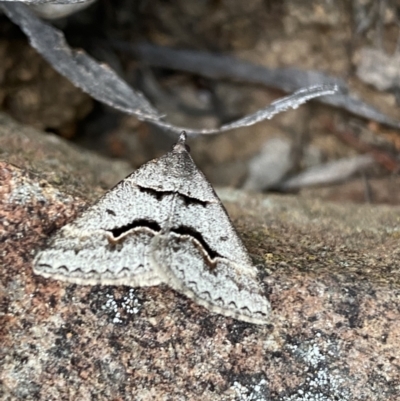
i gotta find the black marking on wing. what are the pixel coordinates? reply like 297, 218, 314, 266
109, 219, 161, 238
171, 226, 221, 260
138, 185, 208, 207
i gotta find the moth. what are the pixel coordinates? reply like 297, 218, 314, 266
34, 132, 271, 324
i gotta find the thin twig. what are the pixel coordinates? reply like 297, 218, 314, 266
326, 121, 400, 172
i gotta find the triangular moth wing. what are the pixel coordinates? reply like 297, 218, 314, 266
147, 133, 271, 324
33, 176, 167, 286
151, 233, 271, 324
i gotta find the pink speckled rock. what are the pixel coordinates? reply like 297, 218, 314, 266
1, 113, 399, 401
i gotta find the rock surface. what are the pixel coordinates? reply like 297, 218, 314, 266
1, 114, 400, 401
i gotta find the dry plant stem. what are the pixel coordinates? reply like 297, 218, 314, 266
114, 41, 400, 129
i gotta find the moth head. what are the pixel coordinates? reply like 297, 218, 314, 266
173, 131, 190, 153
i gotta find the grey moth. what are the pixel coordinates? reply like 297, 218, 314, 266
34, 132, 271, 324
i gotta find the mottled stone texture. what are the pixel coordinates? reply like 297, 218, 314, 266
1, 114, 399, 401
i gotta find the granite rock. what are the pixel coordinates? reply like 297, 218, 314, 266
1, 115, 399, 401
